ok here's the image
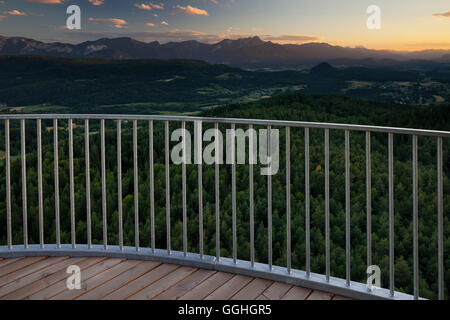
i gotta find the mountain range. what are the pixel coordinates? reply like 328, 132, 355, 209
1, 35, 449, 68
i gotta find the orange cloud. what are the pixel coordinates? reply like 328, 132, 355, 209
135, 3, 152, 10
6, 10, 27, 16
88, 17, 128, 29
263, 34, 321, 44
89, 0, 105, 6
146, 23, 156, 27
26, 0, 63, 3
135, 3, 164, 10
432, 11, 450, 18
161, 21, 168, 26
0, 15, 5, 21
175, 5, 209, 16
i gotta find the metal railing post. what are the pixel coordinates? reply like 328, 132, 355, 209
133, 120, 139, 252
325, 128, 330, 282
5, 119, 12, 250
388, 133, 395, 297
117, 120, 123, 251
412, 135, 419, 300
305, 127, 310, 278
21, 119, 28, 249
286, 126, 291, 274
54, 119, 60, 249
101, 119, 107, 250
345, 130, 350, 286
69, 119, 76, 248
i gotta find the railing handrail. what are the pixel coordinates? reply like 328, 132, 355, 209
0, 113, 449, 137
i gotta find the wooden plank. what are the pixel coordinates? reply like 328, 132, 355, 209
306, 290, 334, 300
230, 278, 273, 300
259, 282, 292, 300
332, 295, 353, 300
127, 266, 197, 300
27, 258, 124, 300
256, 294, 269, 300
102, 264, 180, 300
0, 258, 23, 268
153, 269, 216, 300
178, 272, 234, 300
51, 260, 141, 300
0, 257, 87, 299
205, 275, 253, 300
75, 261, 161, 300
0, 257, 68, 288
0, 257, 47, 278
3, 257, 105, 300
281, 286, 312, 300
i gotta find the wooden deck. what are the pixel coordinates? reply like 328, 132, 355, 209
0, 257, 352, 300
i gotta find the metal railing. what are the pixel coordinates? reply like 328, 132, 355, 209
0, 114, 448, 300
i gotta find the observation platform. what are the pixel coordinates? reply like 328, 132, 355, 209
0, 256, 350, 300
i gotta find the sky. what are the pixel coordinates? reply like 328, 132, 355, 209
0, 0, 449, 51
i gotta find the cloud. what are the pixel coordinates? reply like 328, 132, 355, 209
6, 10, 27, 16
48, 25, 70, 30
161, 21, 168, 26
135, 2, 164, 10
146, 23, 155, 27
88, 17, 128, 29
25, 0, 63, 3
262, 34, 321, 44
175, 5, 209, 16
135, 3, 152, 10
89, 0, 105, 6
432, 11, 450, 18
0, 15, 5, 21
150, 3, 164, 10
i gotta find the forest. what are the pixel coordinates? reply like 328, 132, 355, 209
0, 93, 448, 299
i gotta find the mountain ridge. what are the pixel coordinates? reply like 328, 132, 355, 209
1, 35, 449, 68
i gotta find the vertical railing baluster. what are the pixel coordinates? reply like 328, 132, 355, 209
197, 121, 203, 259
437, 136, 444, 300
54, 119, 60, 249
345, 130, 350, 286
232, 124, 237, 264
101, 119, 107, 250
5, 119, 11, 249
37, 119, 44, 248
249, 124, 255, 267
133, 120, 139, 252
69, 119, 76, 248
85, 119, 91, 249
182, 121, 187, 257
268, 125, 272, 271
165, 121, 171, 255
412, 135, 419, 300
305, 127, 310, 278
388, 133, 395, 296
117, 120, 123, 251
286, 126, 291, 274
149, 120, 155, 253
21, 119, 28, 249
325, 128, 330, 282
215, 122, 220, 262
366, 131, 372, 269
229, 124, 238, 263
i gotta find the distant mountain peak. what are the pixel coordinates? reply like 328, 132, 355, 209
310, 62, 338, 75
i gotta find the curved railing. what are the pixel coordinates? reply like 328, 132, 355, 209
0, 114, 448, 300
